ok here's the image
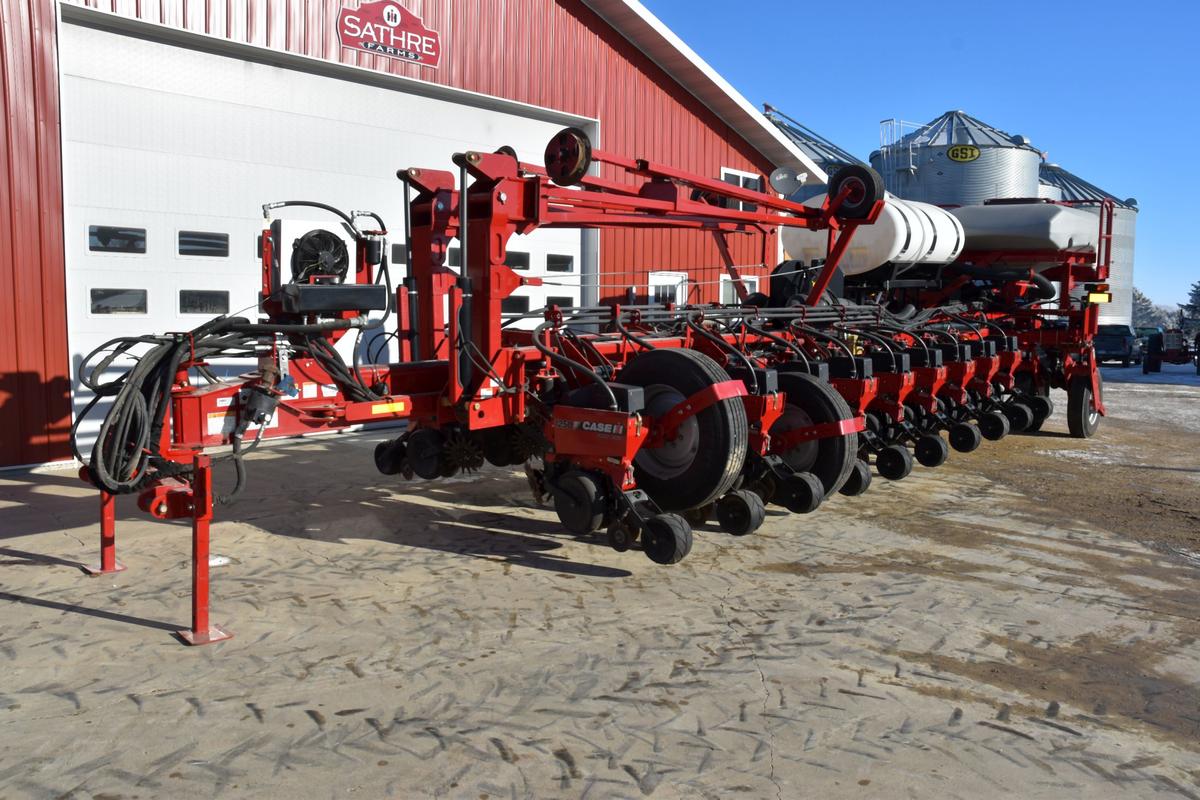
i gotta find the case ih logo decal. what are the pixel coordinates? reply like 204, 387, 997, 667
339, 1, 442, 68
555, 419, 626, 436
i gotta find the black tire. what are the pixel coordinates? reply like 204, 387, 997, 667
618, 349, 748, 511
977, 411, 1010, 441
780, 471, 823, 514
948, 422, 982, 453
642, 514, 693, 565
481, 427, 513, 467
407, 428, 447, 479
716, 490, 766, 536
1002, 402, 1035, 434
1026, 396, 1053, 433
742, 291, 770, 308
770, 371, 858, 496
914, 435, 949, 468
838, 460, 872, 496
1067, 373, 1102, 439
827, 164, 885, 220
875, 444, 913, 481
551, 471, 609, 535
374, 438, 406, 475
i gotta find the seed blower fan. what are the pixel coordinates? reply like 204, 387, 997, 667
291, 229, 350, 284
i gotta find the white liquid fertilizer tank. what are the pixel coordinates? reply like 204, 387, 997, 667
781, 193, 964, 275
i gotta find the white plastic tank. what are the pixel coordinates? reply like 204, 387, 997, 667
781, 193, 964, 275
951, 203, 1099, 255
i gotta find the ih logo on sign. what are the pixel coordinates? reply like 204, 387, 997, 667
338, 0, 442, 68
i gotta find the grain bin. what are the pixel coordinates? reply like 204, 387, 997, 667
1038, 163, 1137, 326
871, 111, 1041, 206
764, 104, 863, 203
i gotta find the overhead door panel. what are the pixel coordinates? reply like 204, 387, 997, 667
60, 23, 587, 449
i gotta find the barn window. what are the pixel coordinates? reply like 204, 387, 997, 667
179, 290, 230, 314
547, 296, 574, 308
501, 296, 530, 314
648, 271, 689, 305
720, 276, 759, 305
178, 231, 229, 258
89, 226, 146, 254
91, 288, 147, 314
720, 168, 764, 213
505, 251, 530, 270
547, 254, 574, 273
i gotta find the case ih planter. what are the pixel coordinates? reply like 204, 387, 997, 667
71, 129, 1109, 644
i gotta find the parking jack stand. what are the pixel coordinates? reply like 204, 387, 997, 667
176, 455, 233, 646
81, 490, 126, 575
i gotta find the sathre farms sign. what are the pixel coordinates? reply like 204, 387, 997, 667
339, 0, 442, 68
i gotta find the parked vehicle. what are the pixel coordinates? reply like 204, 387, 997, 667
1095, 324, 1140, 366
1144, 328, 1198, 374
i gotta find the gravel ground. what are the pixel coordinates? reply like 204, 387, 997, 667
1, 374, 1198, 799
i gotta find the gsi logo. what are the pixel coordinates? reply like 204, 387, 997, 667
947, 145, 981, 163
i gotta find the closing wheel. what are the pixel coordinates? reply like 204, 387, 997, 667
780, 471, 823, 514
481, 427, 513, 467
827, 164, 885, 220
770, 371, 858, 496
875, 444, 913, 481
683, 503, 714, 527
618, 349, 748, 511
1002, 402, 1035, 434
641, 514, 693, 565
551, 471, 609, 535
948, 422, 982, 453
745, 474, 777, 504
716, 490, 766, 536
373, 438, 406, 475
407, 428, 448, 479
977, 411, 1010, 441
1067, 372, 1102, 439
544, 127, 593, 186
914, 435, 950, 468
1026, 395, 1054, 433
607, 521, 635, 553
838, 460, 872, 496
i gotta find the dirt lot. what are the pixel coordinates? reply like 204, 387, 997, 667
1, 367, 1198, 799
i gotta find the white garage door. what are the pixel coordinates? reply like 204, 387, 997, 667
60, 23, 588, 448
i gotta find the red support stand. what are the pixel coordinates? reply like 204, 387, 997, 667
176, 454, 233, 646
80, 490, 126, 575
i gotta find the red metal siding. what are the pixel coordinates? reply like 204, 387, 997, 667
63, 0, 779, 302
0, 0, 72, 467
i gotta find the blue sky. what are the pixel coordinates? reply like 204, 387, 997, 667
644, 0, 1199, 307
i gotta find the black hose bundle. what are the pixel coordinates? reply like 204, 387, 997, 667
71, 313, 378, 499
72, 315, 261, 495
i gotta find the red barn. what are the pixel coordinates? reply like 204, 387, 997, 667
0, 0, 822, 468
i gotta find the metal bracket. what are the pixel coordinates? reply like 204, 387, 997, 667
771, 416, 866, 452
647, 379, 747, 446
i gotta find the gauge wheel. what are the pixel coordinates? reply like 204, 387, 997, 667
551, 470, 609, 535
641, 514, 693, 565
875, 444, 913, 481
